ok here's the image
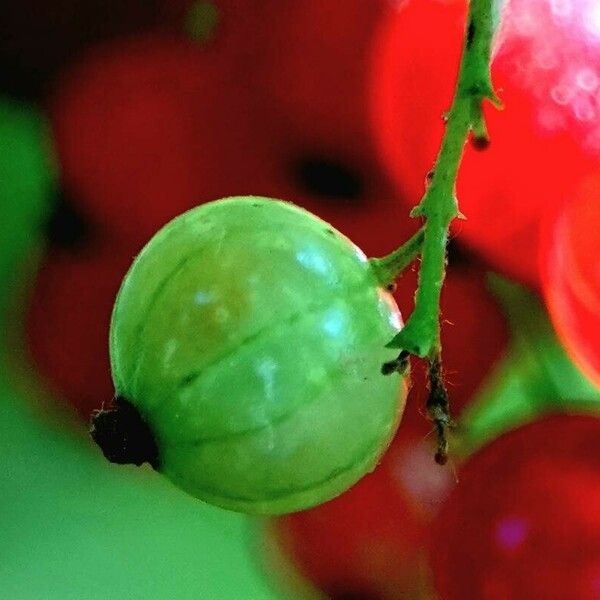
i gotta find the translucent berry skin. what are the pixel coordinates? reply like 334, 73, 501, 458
541, 175, 600, 389
431, 414, 600, 600
371, 0, 600, 286
110, 196, 407, 514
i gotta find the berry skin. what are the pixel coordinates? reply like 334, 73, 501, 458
104, 196, 407, 514
430, 414, 600, 600
541, 174, 600, 389
49, 16, 415, 258
371, 0, 600, 286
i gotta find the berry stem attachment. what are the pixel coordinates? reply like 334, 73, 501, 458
369, 227, 424, 287
384, 0, 501, 359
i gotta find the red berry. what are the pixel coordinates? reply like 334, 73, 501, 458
431, 414, 600, 600
249, 0, 388, 161
49, 34, 265, 245
49, 8, 416, 256
541, 174, 600, 389
26, 245, 133, 418
370, 0, 600, 286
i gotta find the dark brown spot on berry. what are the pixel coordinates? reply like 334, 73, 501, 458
90, 396, 159, 469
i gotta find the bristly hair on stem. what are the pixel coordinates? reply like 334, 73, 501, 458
375, 0, 502, 464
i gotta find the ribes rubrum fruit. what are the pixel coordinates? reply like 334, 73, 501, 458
431, 414, 600, 599
249, 0, 388, 161
371, 0, 600, 286
49, 34, 266, 245
97, 196, 407, 514
541, 175, 600, 389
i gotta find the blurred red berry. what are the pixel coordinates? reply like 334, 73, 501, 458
247, 0, 388, 164
49, 34, 266, 246
48, 4, 421, 256
370, 0, 600, 286
431, 414, 600, 600
541, 174, 600, 390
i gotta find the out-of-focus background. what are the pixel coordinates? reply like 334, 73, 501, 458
2, 0, 600, 598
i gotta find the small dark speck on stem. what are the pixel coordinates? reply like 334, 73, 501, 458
466, 19, 476, 48
471, 135, 490, 151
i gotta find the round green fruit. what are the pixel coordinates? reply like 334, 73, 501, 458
95, 197, 407, 514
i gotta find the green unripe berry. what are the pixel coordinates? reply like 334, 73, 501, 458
99, 197, 407, 514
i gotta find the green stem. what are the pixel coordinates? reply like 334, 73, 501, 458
369, 227, 425, 287
384, 0, 501, 358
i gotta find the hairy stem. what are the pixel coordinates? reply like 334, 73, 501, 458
377, 0, 502, 460
385, 0, 500, 359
